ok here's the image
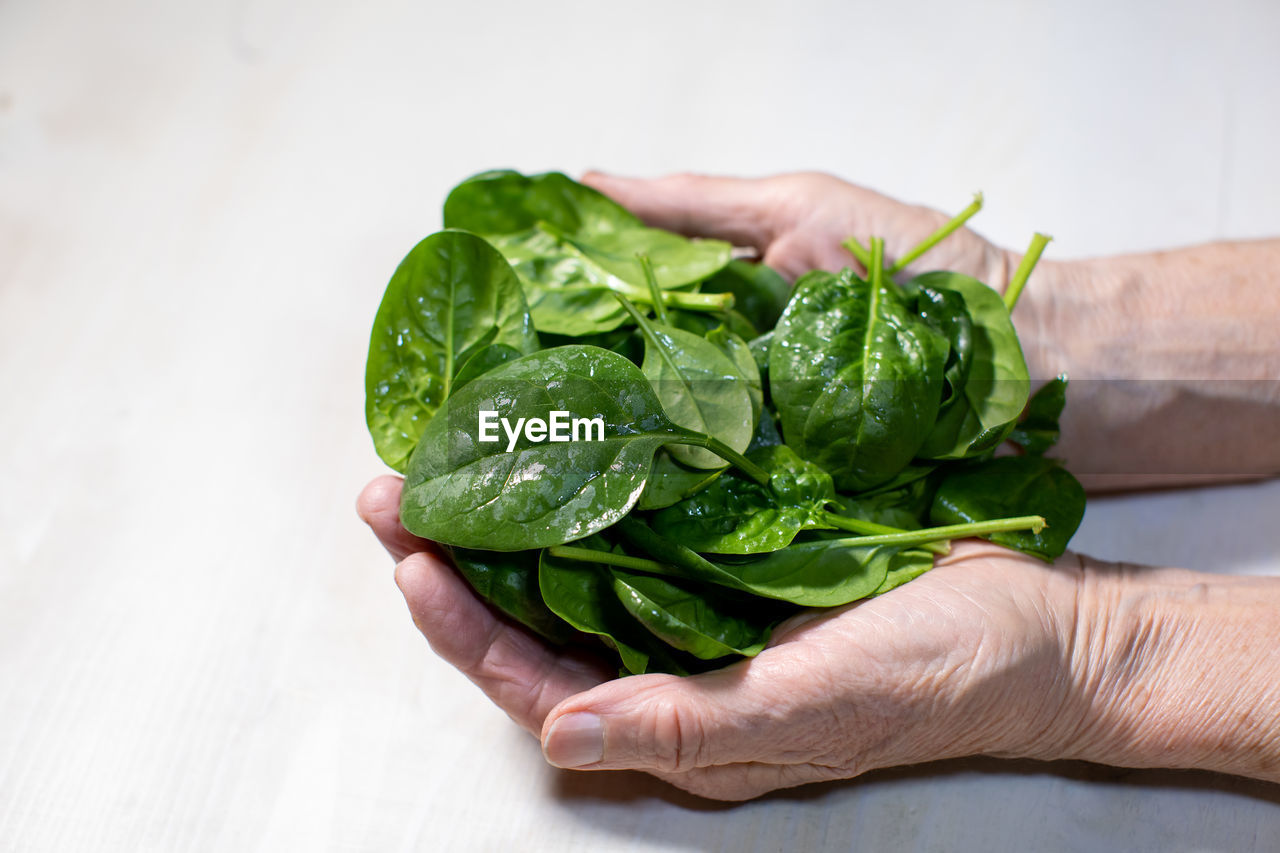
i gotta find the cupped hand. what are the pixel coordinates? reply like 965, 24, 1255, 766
359, 475, 1098, 801
582, 171, 1014, 288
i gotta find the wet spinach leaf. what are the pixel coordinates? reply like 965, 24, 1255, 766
636, 451, 726, 511
365, 230, 539, 472
769, 267, 947, 491
400, 345, 758, 550
618, 298, 756, 469
930, 455, 1085, 561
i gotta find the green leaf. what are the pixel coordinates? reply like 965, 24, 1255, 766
451, 343, 524, 393
400, 345, 754, 551
365, 230, 539, 472
610, 569, 773, 659
616, 518, 894, 607
769, 268, 948, 491
619, 299, 756, 469
651, 445, 836, 554
444, 169, 641, 236
930, 456, 1085, 561
444, 171, 732, 337
636, 451, 725, 511
911, 271, 1030, 459
1009, 375, 1068, 455
537, 543, 655, 675
447, 547, 572, 642
700, 259, 792, 332
871, 548, 935, 595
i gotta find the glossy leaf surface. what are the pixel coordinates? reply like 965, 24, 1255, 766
365, 230, 539, 471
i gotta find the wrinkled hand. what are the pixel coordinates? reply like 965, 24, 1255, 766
581, 170, 1014, 288
359, 475, 1098, 801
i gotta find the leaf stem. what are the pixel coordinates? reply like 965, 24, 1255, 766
790, 515, 1046, 550
1003, 232, 1052, 311
820, 511, 949, 555
615, 281, 733, 313
869, 236, 884, 290
668, 435, 770, 486
888, 192, 984, 274
636, 253, 669, 325
547, 545, 670, 574
841, 236, 871, 269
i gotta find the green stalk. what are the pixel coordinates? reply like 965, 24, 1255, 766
820, 511, 949, 555
842, 236, 871, 269
788, 515, 1046, 551
888, 192, 984, 274
1003, 232, 1052, 311
613, 280, 733, 313
667, 435, 770, 486
869, 236, 885, 290
636, 253, 669, 325
547, 545, 669, 574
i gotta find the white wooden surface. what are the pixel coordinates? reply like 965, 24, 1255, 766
3, 0, 1280, 850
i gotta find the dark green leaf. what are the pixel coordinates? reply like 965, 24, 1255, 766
400, 345, 711, 550
700, 259, 791, 332
651, 445, 836, 554
444, 169, 641, 236
769, 269, 948, 491
616, 518, 893, 607
451, 343, 524, 392
871, 548, 935, 595
636, 451, 726, 511
610, 569, 772, 659
912, 272, 1030, 459
447, 547, 572, 642
1009, 375, 1068, 455
930, 456, 1085, 561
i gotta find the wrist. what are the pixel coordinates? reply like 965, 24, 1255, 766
1050, 559, 1280, 780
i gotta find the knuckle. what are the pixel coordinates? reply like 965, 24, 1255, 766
639, 693, 706, 773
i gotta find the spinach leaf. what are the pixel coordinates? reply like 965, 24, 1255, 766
444, 171, 732, 337
538, 543, 655, 675
912, 271, 1030, 460
706, 325, 764, 423
909, 283, 974, 412
616, 518, 894, 607
447, 546, 572, 642
451, 343, 524, 392
930, 456, 1085, 561
871, 548, 935, 595
636, 450, 725, 511
769, 267, 947, 491
1009, 375, 1068, 455
444, 169, 641, 236
365, 230, 539, 472
617, 299, 756, 470
650, 445, 836, 554
400, 345, 761, 551
700, 259, 792, 333
610, 569, 772, 659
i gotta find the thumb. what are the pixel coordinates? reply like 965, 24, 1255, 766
582, 171, 779, 252
540, 667, 795, 773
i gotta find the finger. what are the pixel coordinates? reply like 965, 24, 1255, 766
582, 171, 778, 251
539, 648, 833, 773
395, 551, 613, 735
357, 475, 438, 562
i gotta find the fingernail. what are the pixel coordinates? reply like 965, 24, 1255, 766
543, 712, 604, 768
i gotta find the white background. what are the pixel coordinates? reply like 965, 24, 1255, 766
3, 0, 1280, 850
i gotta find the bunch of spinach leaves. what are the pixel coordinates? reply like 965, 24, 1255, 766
366, 170, 1085, 676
